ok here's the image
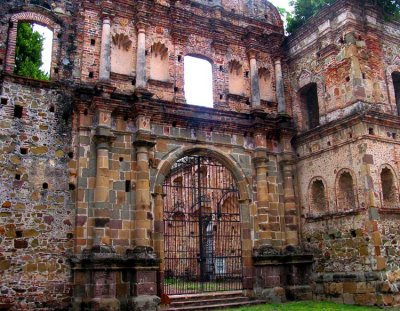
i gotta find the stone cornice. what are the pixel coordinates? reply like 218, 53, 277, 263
294, 109, 400, 146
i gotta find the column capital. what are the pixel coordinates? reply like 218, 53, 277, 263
100, 0, 114, 19
94, 134, 115, 150
100, 15, 112, 23
253, 157, 269, 168
133, 131, 156, 148
136, 21, 148, 33
247, 49, 259, 59
280, 160, 296, 170
94, 125, 115, 147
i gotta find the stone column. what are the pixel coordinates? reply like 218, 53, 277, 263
130, 137, 160, 310
94, 145, 109, 204
282, 162, 299, 246
92, 134, 113, 248
254, 156, 271, 246
133, 143, 152, 247
275, 59, 286, 113
135, 22, 147, 89
99, 16, 111, 81
152, 190, 165, 265
248, 50, 261, 107
132, 115, 154, 248
91, 107, 114, 248
267, 154, 284, 247
152, 189, 165, 296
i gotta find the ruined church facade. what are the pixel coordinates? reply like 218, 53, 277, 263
0, 0, 400, 309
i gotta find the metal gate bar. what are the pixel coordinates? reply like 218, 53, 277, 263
163, 155, 243, 295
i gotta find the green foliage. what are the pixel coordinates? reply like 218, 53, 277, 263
14, 22, 49, 80
377, 0, 400, 19
219, 301, 384, 311
286, 0, 335, 34
286, 0, 400, 34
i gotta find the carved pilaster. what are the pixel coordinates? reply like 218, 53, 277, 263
248, 49, 261, 108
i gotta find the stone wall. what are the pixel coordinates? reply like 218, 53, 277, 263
1, 0, 400, 309
0, 78, 74, 309
286, 0, 400, 132
0, 2, 77, 309
75, 0, 286, 113
288, 0, 400, 306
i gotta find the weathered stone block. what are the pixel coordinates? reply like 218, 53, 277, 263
14, 239, 28, 249
129, 295, 160, 311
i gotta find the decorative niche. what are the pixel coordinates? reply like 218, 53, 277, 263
111, 31, 135, 76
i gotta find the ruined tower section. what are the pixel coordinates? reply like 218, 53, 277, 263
0, 1, 77, 309
287, 0, 400, 306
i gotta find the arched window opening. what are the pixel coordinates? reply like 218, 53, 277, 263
300, 83, 319, 129
381, 167, 398, 209
14, 22, 53, 80
184, 56, 213, 107
392, 72, 400, 116
259, 68, 274, 102
228, 60, 245, 96
150, 42, 169, 81
310, 179, 327, 213
337, 172, 356, 211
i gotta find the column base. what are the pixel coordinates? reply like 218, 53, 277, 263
73, 298, 120, 311
72, 247, 161, 311
129, 295, 161, 311
253, 245, 314, 302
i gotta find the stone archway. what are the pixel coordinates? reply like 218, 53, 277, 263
151, 146, 253, 296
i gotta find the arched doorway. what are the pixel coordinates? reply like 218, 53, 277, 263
163, 155, 243, 294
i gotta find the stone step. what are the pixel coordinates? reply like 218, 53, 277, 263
164, 299, 266, 311
168, 290, 244, 302
170, 296, 250, 307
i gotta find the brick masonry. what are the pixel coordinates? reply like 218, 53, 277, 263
0, 0, 399, 310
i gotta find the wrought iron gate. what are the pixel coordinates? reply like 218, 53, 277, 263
163, 155, 243, 295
